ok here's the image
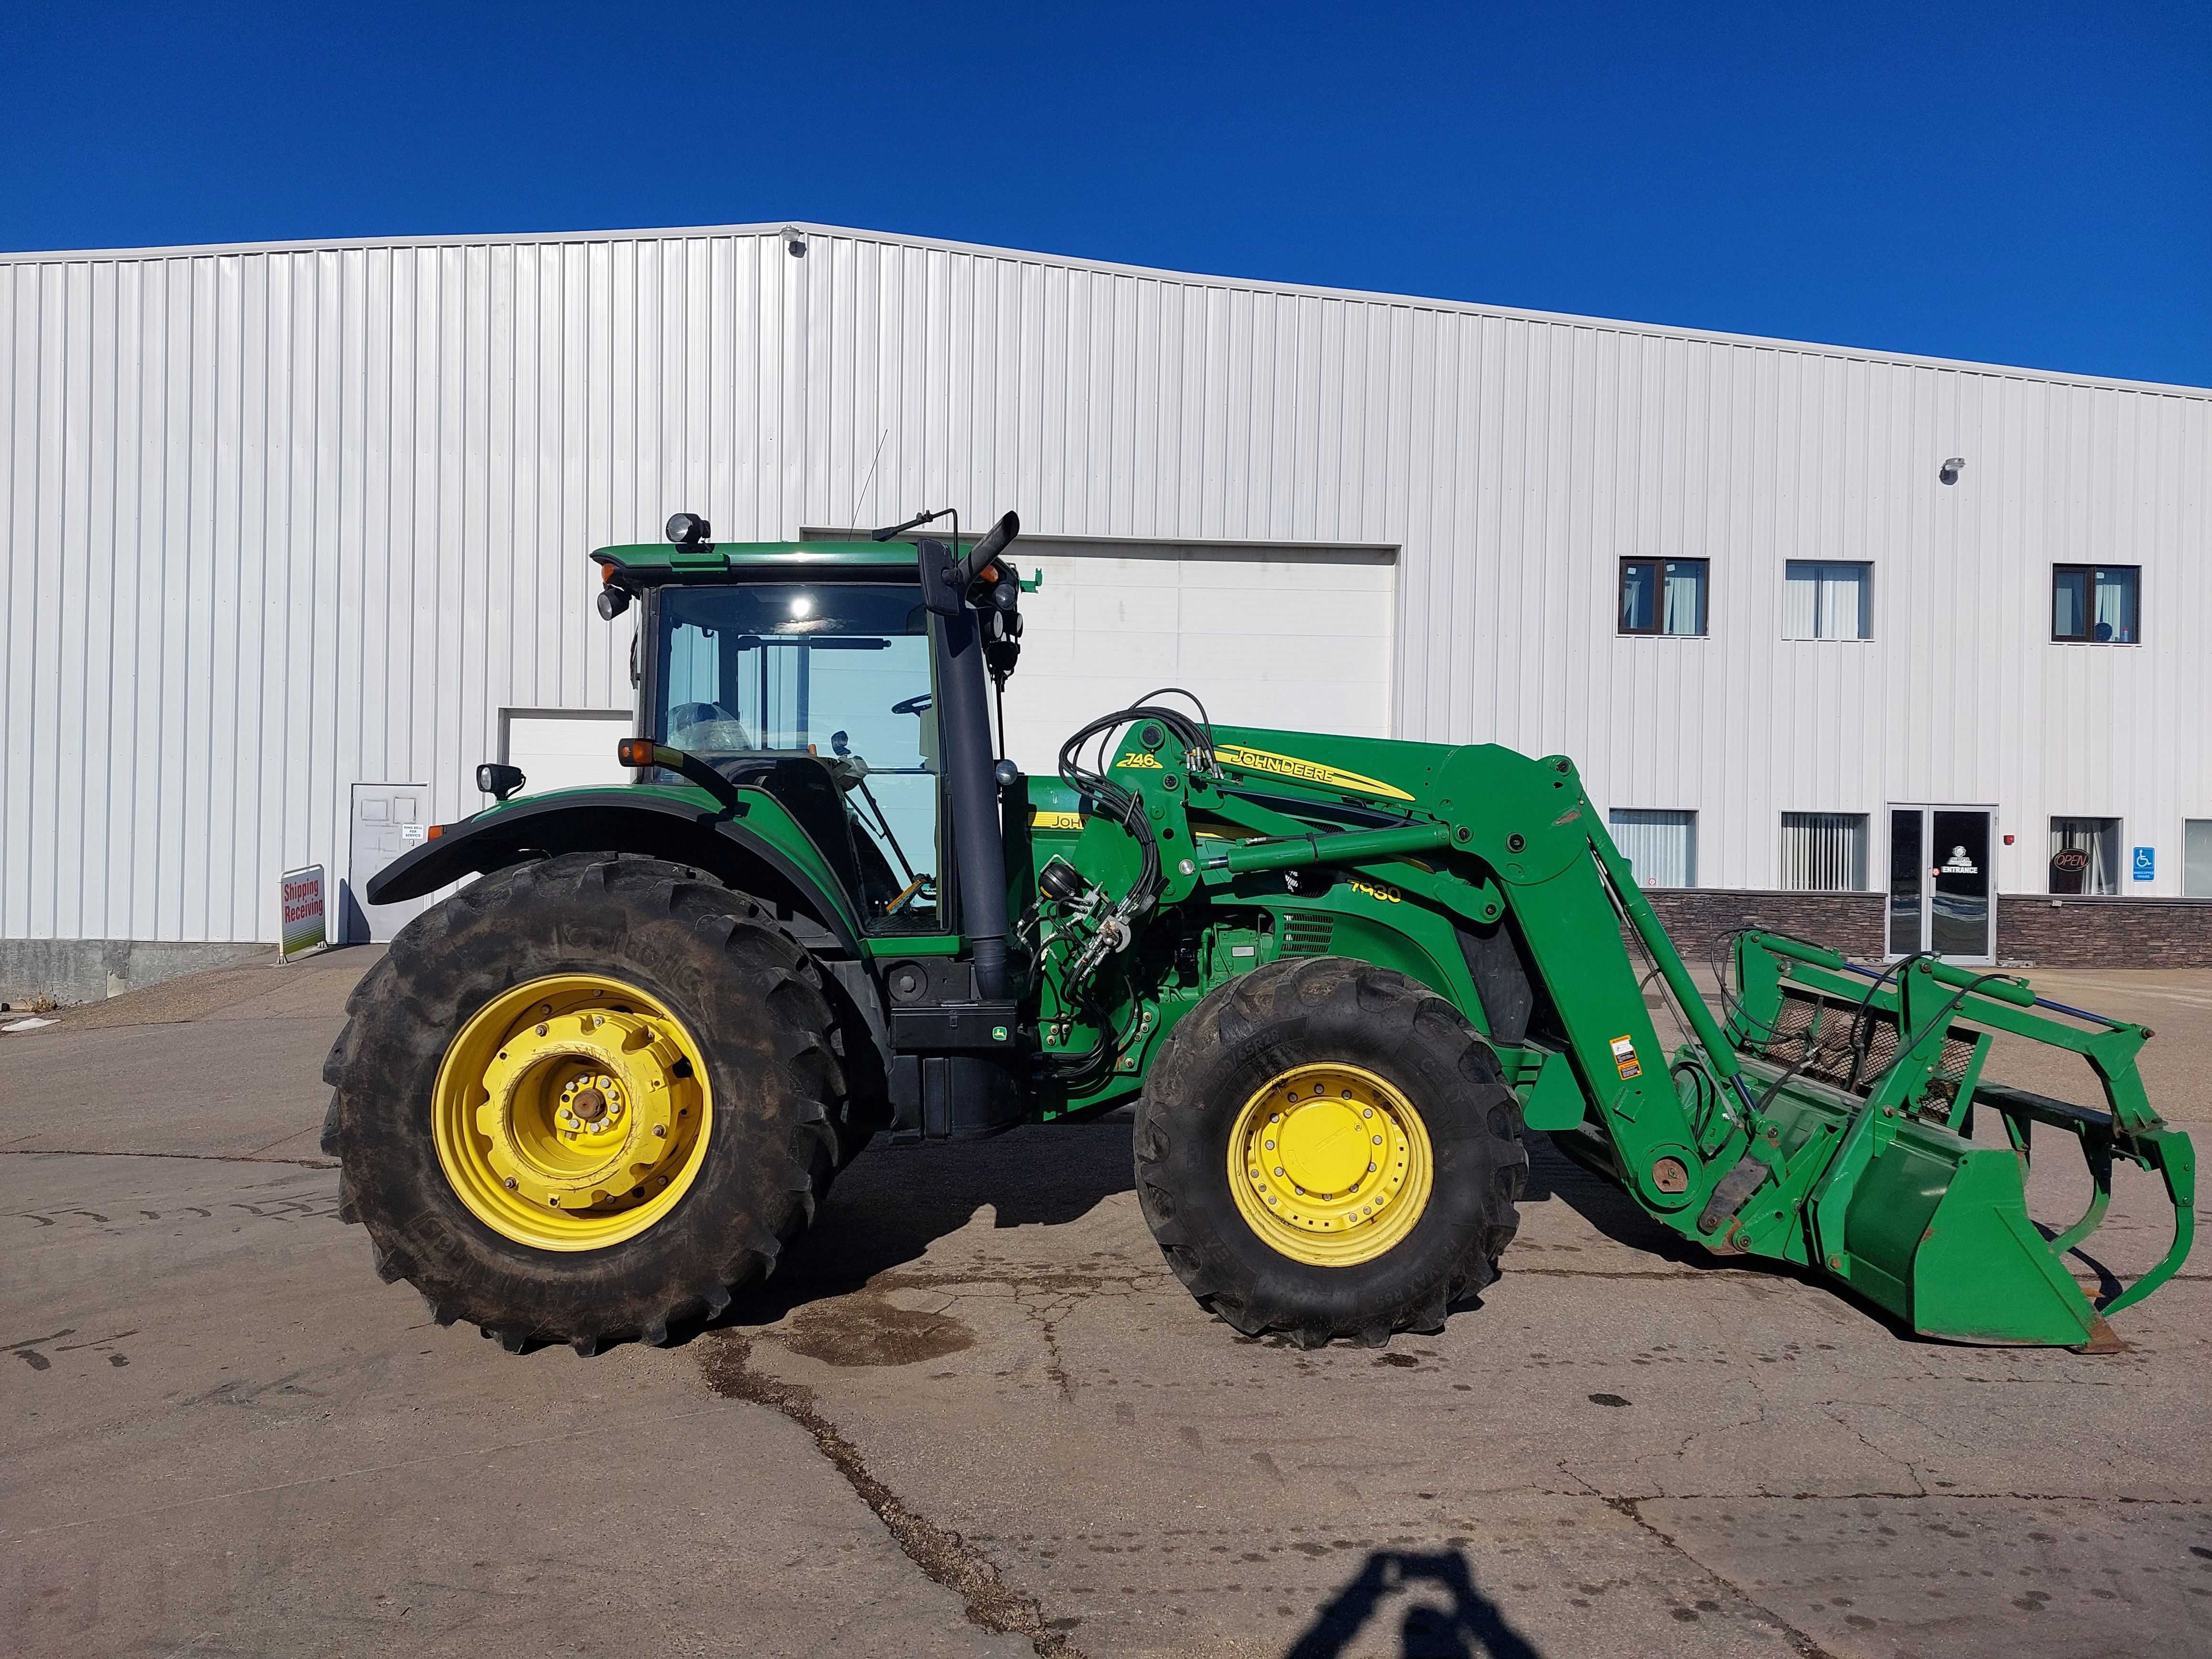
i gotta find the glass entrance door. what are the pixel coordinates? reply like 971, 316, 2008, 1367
1887, 807, 1994, 962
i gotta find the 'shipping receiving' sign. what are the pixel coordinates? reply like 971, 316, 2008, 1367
281, 865, 327, 961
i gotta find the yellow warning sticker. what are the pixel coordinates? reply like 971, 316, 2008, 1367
1609, 1035, 1642, 1080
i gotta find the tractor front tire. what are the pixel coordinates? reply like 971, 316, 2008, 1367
1134, 956, 1526, 1348
322, 853, 853, 1353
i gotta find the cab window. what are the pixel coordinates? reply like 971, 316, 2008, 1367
656, 583, 940, 929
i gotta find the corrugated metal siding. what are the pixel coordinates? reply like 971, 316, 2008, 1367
3, 223, 2209, 942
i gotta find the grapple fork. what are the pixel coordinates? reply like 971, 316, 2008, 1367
1723, 934, 2194, 1349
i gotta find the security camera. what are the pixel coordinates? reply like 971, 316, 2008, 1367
1939, 457, 1965, 485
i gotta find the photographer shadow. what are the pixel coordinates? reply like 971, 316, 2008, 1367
1286, 1548, 1544, 1659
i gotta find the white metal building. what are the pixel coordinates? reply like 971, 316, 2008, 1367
3, 221, 2209, 995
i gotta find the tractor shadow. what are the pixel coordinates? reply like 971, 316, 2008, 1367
714, 1115, 1140, 1333
1523, 1134, 1967, 1348
1520, 1133, 1715, 1266
696, 1122, 1766, 1345
666, 1119, 1927, 1352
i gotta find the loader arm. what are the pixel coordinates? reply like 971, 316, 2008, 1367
1040, 728, 2190, 1349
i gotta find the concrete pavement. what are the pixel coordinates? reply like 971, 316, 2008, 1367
4, 947, 2208, 1658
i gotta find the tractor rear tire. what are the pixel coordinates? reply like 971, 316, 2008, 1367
321, 852, 856, 1352
1134, 956, 1526, 1348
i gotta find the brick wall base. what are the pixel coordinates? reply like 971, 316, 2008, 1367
1993, 896, 2212, 969
1629, 889, 2212, 970
1637, 890, 1885, 967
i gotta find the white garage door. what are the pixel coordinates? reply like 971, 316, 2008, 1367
997, 541, 1396, 776
502, 708, 634, 796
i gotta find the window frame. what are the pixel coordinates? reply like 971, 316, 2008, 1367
2047, 815, 2123, 897
1779, 810, 1870, 892
2050, 563, 2142, 644
2185, 818, 2212, 899
1781, 559, 1873, 642
1616, 557, 1710, 638
1607, 807, 1699, 889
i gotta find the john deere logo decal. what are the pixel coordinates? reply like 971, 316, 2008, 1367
1212, 744, 1413, 802
1114, 752, 1164, 769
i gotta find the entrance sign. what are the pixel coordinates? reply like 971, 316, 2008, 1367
281, 864, 328, 961
2133, 846, 2156, 882
1888, 807, 1995, 963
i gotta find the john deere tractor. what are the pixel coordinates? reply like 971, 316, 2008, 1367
328, 509, 2194, 1354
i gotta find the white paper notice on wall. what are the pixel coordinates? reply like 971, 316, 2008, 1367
400, 823, 426, 843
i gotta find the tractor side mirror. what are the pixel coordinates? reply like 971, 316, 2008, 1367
476, 763, 526, 802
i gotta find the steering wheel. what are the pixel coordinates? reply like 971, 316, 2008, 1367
891, 693, 934, 716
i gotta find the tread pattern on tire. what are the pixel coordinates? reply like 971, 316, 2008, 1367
1134, 954, 1528, 1349
322, 852, 872, 1351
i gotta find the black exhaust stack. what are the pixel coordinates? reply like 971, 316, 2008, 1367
916, 512, 1020, 999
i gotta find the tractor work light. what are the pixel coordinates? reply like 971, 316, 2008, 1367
665, 512, 711, 546
597, 585, 631, 619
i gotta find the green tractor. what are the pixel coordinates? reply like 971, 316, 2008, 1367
327, 509, 2194, 1354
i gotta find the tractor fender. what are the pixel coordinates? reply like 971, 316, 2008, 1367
362, 790, 866, 957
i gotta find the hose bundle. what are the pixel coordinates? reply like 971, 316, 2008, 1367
1040, 689, 1218, 1087
1053, 688, 1217, 924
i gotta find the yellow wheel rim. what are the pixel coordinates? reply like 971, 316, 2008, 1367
1227, 1062, 1433, 1267
431, 973, 713, 1252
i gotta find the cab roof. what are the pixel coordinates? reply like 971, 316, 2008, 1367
592, 540, 924, 586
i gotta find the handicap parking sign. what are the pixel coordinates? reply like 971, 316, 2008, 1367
2133, 846, 2156, 882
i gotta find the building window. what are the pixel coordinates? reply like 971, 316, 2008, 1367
1619, 559, 1708, 636
1610, 809, 1697, 887
1783, 561, 1870, 640
2049, 817, 2121, 896
1781, 812, 1869, 891
2052, 565, 2139, 643
2186, 820, 2212, 899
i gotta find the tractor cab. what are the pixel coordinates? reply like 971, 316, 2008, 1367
586, 512, 1026, 951
643, 573, 944, 931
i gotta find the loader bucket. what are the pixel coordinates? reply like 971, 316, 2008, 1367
1720, 934, 2196, 1349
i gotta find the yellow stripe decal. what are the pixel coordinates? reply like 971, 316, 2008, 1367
1212, 744, 1415, 803
1029, 809, 1085, 831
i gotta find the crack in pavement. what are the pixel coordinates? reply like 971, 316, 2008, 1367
697, 1330, 1085, 1659
1600, 1494, 1843, 1659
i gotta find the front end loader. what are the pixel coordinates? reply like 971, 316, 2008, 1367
326, 508, 2193, 1354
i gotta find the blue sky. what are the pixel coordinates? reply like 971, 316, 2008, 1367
5, 1, 2206, 386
